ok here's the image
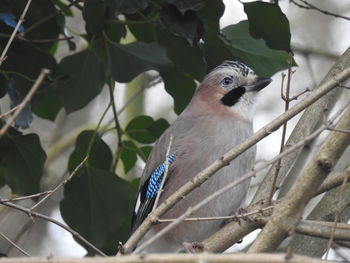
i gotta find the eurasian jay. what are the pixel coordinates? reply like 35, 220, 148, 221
131, 61, 272, 252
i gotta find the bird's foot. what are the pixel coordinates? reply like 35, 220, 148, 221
182, 241, 204, 253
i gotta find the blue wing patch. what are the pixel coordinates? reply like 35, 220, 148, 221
145, 152, 177, 199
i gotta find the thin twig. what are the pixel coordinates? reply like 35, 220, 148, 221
290, 0, 350, 21
268, 53, 294, 204
121, 66, 350, 254
0, 69, 50, 138
30, 156, 88, 211
326, 127, 350, 134
325, 175, 348, 259
107, 81, 123, 172
157, 205, 274, 223
0, 200, 107, 257
0, 0, 33, 65
1, 191, 52, 202
0, 105, 20, 119
0, 231, 31, 257
153, 135, 173, 211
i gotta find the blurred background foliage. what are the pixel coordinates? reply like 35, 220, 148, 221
0, 0, 295, 256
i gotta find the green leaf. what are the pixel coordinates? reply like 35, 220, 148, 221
244, 1, 291, 52
0, 130, 46, 195
61, 130, 136, 255
125, 115, 170, 144
138, 145, 152, 162
164, 0, 206, 14
60, 166, 135, 255
156, 28, 206, 80
68, 130, 112, 171
197, 0, 224, 32
161, 69, 196, 114
159, 5, 203, 45
108, 41, 173, 83
55, 49, 105, 113
105, 0, 149, 14
83, 0, 106, 37
120, 141, 138, 174
222, 20, 290, 77
33, 86, 62, 121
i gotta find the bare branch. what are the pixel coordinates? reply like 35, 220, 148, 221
316, 164, 350, 195
0, 253, 337, 263
290, 0, 350, 21
0, 231, 31, 257
30, 156, 88, 211
0, 200, 107, 257
249, 104, 350, 252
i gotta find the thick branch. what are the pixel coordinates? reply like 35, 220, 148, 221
0, 254, 338, 263
121, 65, 350, 254
248, 105, 350, 252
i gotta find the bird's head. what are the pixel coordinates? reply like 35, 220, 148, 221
193, 61, 272, 121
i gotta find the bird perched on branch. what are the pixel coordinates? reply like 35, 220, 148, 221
131, 61, 272, 252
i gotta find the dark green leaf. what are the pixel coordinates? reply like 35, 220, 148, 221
60, 166, 135, 255
1, 41, 56, 98
120, 141, 138, 174
33, 86, 62, 121
156, 28, 206, 80
197, 0, 224, 32
106, 23, 127, 43
138, 146, 152, 162
108, 41, 173, 83
68, 130, 112, 171
11, 0, 60, 51
164, 0, 206, 14
105, 0, 149, 14
160, 5, 203, 45
1, 130, 46, 195
161, 69, 196, 114
55, 49, 105, 113
52, 0, 73, 16
61, 130, 136, 255
222, 21, 290, 77
201, 25, 233, 72
244, 1, 291, 52
83, 0, 106, 37
125, 115, 169, 144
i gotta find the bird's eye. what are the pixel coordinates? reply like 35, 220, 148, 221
222, 77, 233, 86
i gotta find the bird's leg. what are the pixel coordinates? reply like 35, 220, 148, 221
182, 241, 204, 253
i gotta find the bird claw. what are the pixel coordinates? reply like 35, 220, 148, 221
182, 241, 204, 253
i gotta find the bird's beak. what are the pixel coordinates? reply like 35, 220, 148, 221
244, 77, 272, 92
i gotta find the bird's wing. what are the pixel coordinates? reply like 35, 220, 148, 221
130, 124, 181, 233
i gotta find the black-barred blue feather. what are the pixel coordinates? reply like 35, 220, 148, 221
131, 152, 177, 233
146, 152, 177, 199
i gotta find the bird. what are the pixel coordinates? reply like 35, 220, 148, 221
131, 61, 272, 253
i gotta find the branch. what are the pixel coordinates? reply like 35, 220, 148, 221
29, 156, 88, 211
0, 231, 31, 257
0, 0, 33, 65
248, 104, 350, 252
120, 65, 350, 254
290, 0, 350, 21
0, 69, 50, 138
0, 200, 107, 257
0, 253, 338, 263
315, 164, 350, 195
252, 46, 350, 206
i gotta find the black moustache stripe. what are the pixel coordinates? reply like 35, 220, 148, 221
220, 86, 246, 106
